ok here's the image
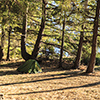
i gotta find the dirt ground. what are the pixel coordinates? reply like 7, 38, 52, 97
0, 60, 100, 100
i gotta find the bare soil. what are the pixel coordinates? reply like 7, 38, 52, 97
0, 59, 100, 100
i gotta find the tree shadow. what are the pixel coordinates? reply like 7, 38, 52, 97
0, 58, 74, 76
0, 59, 79, 76
0, 61, 24, 68
0, 71, 87, 86
1, 69, 100, 86
80, 71, 100, 77
36, 70, 81, 78
94, 67, 100, 71
0, 61, 24, 76
8, 81, 100, 95
0, 70, 22, 76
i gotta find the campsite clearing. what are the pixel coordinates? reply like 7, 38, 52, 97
0, 60, 100, 100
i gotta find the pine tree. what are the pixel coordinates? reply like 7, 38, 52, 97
86, 0, 100, 73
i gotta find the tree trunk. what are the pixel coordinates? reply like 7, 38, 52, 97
6, 26, 12, 61
86, 0, 100, 73
21, 7, 31, 61
72, 0, 88, 69
72, 30, 84, 69
31, 0, 46, 59
0, 26, 5, 60
59, 16, 65, 68
0, 46, 3, 61
21, 1, 46, 61
1, 26, 5, 48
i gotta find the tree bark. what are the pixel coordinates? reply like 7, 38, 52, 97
21, 1, 46, 61
0, 26, 5, 60
6, 26, 12, 61
59, 15, 66, 68
21, 7, 31, 61
73, 31, 84, 69
31, 0, 46, 59
72, 0, 88, 69
0, 46, 3, 61
86, 0, 100, 73
1, 26, 5, 48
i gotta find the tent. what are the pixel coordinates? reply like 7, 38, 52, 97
17, 59, 42, 74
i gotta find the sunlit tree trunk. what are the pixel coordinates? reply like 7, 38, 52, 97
72, 0, 88, 69
59, 15, 65, 68
21, 6, 31, 61
1, 26, 5, 48
6, 26, 12, 61
31, 0, 46, 59
0, 26, 5, 60
72, 29, 84, 69
21, 1, 46, 61
86, 0, 100, 73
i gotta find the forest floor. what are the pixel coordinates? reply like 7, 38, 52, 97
0, 59, 100, 100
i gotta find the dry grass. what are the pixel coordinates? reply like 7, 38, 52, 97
0, 60, 100, 100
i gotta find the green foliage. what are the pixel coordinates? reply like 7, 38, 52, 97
0, 0, 99, 63
11, 2, 21, 14
96, 57, 100, 65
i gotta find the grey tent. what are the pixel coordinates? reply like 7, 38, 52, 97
17, 59, 42, 74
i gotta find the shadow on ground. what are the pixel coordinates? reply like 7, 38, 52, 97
94, 67, 100, 71
8, 81, 100, 95
0, 61, 25, 76
0, 70, 22, 76
1, 70, 100, 87
0, 59, 72, 76
0, 61, 24, 68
